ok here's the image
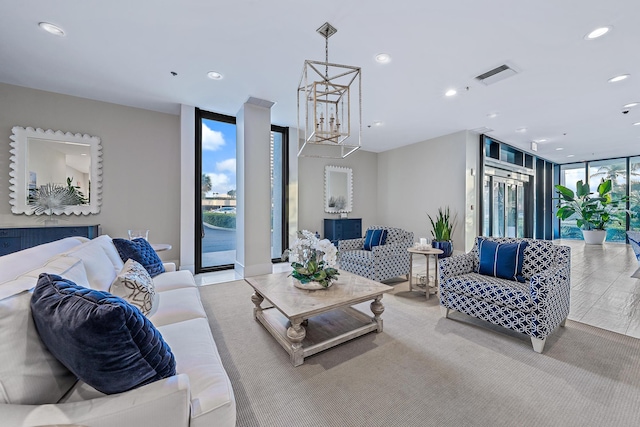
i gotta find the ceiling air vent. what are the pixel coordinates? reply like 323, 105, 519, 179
475, 64, 518, 85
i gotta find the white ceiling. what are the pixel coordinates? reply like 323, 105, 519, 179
2, 0, 640, 164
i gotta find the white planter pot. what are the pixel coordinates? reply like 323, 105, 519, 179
582, 229, 606, 245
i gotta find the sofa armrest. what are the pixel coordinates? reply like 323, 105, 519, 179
439, 252, 475, 279
338, 238, 365, 252
0, 375, 191, 427
530, 263, 571, 303
163, 262, 177, 272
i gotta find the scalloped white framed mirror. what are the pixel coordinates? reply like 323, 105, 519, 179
9, 126, 103, 215
324, 165, 353, 213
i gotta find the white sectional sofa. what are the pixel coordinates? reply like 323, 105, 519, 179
0, 235, 236, 427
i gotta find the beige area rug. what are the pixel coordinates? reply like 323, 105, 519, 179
199, 278, 640, 427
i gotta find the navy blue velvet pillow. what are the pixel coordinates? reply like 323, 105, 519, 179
30, 274, 176, 395
363, 229, 388, 251
477, 238, 528, 282
113, 238, 165, 277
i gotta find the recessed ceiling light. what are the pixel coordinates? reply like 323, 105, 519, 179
584, 26, 611, 40
608, 74, 630, 83
207, 71, 223, 80
567, 154, 575, 158
375, 53, 391, 64
633, 122, 640, 126
487, 112, 499, 119
515, 127, 527, 133
38, 22, 65, 36
623, 102, 639, 108
556, 147, 564, 151
445, 89, 457, 97
533, 138, 547, 143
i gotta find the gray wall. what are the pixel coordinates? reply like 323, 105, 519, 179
376, 130, 479, 252
297, 150, 379, 238
0, 83, 181, 262
0, 82, 479, 266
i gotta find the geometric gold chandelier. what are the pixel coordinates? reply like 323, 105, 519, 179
297, 22, 362, 158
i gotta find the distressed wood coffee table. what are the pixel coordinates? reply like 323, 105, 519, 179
245, 270, 392, 366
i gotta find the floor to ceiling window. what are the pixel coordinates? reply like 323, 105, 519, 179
558, 156, 640, 242
195, 109, 288, 273
197, 110, 237, 271
270, 126, 288, 261
558, 163, 586, 239
588, 158, 627, 242
630, 156, 640, 231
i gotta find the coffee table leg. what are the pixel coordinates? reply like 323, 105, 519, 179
286, 319, 306, 366
251, 292, 264, 318
370, 295, 385, 332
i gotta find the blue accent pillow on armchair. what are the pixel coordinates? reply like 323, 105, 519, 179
113, 238, 164, 277
363, 229, 388, 251
477, 237, 528, 282
30, 273, 176, 395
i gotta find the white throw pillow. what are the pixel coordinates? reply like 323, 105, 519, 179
110, 259, 159, 316
0, 290, 77, 404
63, 241, 118, 291
20, 256, 90, 289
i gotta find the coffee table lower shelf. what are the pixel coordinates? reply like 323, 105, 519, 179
256, 305, 380, 366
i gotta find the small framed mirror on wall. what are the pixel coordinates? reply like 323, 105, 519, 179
9, 126, 103, 215
324, 165, 353, 213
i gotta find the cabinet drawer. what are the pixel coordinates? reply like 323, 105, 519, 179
0, 237, 21, 256
0, 229, 20, 238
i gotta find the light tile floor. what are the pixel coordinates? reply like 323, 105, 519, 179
558, 239, 640, 338
195, 240, 640, 339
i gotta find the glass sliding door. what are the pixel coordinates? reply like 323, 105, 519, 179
483, 176, 491, 237
492, 179, 505, 237
484, 175, 528, 238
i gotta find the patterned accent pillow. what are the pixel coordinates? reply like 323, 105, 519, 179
30, 273, 176, 395
477, 237, 528, 282
110, 259, 158, 317
112, 238, 165, 277
363, 229, 388, 251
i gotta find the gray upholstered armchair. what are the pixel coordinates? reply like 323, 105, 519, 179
439, 237, 571, 353
338, 226, 414, 282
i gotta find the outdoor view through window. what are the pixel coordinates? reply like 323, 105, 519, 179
199, 115, 286, 271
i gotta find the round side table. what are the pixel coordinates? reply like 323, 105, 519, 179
407, 247, 443, 300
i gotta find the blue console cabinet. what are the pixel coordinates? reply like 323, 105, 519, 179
0, 224, 100, 256
324, 218, 362, 245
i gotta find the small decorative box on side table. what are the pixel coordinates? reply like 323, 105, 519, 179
408, 247, 443, 300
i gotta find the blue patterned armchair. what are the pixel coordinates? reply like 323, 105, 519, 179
338, 226, 414, 282
438, 237, 571, 353
626, 231, 640, 278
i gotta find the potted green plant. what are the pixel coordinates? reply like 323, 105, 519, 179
428, 206, 458, 258
555, 178, 629, 244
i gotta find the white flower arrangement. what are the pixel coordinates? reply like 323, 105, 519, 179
282, 230, 339, 288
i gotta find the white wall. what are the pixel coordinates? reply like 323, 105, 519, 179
297, 149, 379, 239
0, 83, 181, 262
376, 130, 479, 252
